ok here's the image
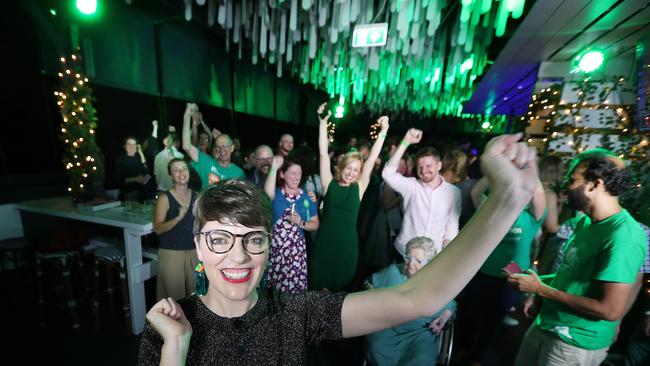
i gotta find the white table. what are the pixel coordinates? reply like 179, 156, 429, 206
16, 196, 157, 334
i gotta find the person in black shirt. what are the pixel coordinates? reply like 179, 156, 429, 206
114, 136, 151, 202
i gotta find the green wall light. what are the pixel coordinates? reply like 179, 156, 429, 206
76, 0, 97, 15
576, 50, 604, 73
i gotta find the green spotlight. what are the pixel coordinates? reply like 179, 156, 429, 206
481, 121, 491, 130
49, 8, 57, 16
76, 0, 97, 15
335, 105, 345, 119
576, 50, 604, 73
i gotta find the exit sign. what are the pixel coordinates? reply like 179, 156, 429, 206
352, 23, 388, 48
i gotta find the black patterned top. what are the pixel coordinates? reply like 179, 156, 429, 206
137, 289, 346, 365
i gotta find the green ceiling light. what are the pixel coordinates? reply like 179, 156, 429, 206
76, 0, 97, 15
334, 105, 345, 119
334, 96, 345, 118
433, 67, 441, 82
576, 50, 605, 73
460, 58, 474, 73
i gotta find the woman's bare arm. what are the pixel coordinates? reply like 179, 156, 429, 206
341, 134, 538, 337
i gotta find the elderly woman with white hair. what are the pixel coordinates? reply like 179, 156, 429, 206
364, 237, 456, 366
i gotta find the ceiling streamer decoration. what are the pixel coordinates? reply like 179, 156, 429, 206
174, 0, 527, 116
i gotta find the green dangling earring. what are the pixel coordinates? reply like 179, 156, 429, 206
194, 261, 207, 296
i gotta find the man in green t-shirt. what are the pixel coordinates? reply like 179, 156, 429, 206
181, 103, 245, 189
210, 133, 245, 180
508, 149, 647, 366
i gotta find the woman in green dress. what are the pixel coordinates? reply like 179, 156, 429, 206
309, 103, 389, 291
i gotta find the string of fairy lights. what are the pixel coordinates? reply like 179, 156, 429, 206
54, 52, 100, 199
369, 119, 381, 141
327, 120, 336, 143
523, 75, 649, 219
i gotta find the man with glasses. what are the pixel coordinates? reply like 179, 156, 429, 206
211, 133, 245, 181
182, 103, 244, 189
508, 149, 647, 366
246, 145, 274, 188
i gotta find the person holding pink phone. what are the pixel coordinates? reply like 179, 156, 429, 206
456, 175, 546, 365
508, 150, 647, 366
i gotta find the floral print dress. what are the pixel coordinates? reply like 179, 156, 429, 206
267, 188, 317, 293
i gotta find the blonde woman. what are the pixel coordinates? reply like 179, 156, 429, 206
309, 103, 389, 291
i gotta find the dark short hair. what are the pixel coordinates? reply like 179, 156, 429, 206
415, 147, 441, 163
278, 155, 303, 187
167, 158, 187, 175
568, 149, 631, 196
192, 180, 272, 234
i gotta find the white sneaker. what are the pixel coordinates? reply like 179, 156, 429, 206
503, 315, 519, 326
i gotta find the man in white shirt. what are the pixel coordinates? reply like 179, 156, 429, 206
382, 128, 461, 255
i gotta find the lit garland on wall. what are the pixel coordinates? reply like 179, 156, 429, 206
523, 76, 649, 219
54, 53, 100, 200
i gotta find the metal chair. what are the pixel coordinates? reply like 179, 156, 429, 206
436, 319, 455, 366
91, 244, 131, 334
0, 237, 33, 307
361, 318, 456, 366
88, 237, 158, 335
36, 249, 90, 332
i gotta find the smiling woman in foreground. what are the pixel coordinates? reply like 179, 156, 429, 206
137, 133, 538, 366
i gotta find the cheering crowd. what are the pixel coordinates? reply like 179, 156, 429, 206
110, 102, 650, 366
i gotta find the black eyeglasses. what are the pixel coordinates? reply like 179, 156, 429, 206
197, 229, 270, 254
